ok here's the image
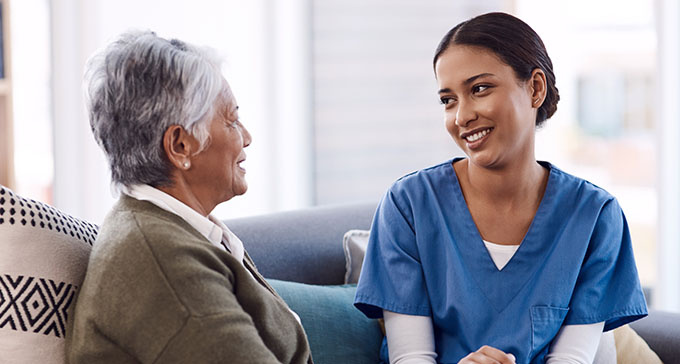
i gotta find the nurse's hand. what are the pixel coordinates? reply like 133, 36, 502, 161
458, 345, 516, 364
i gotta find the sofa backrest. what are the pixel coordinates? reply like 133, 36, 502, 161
226, 202, 377, 285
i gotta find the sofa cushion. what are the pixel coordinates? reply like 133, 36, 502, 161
614, 324, 663, 364
0, 185, 96, 364
629, 310, 680, 364
343, 229, 370, 284
268, 279, 383, 364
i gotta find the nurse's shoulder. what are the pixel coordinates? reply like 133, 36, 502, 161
541, 162, 614, 202
376, 159, 458, 226
547, 162, 617, 208
389, 159, 457, 197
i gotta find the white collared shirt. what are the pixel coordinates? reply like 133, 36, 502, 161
121, 184, 245, 265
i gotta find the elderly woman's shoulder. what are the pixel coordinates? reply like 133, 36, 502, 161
93, 196, 213, 261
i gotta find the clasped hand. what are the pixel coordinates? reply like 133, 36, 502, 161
458, 345, 516, 364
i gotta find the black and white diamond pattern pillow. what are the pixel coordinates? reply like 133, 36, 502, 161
0, 185, 97, 364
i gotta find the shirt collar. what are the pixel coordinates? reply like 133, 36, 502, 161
121, 184, 244, 263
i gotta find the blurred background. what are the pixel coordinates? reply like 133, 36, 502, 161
1, 0, 678, 312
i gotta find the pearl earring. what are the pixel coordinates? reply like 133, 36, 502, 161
183, 161, 190, 169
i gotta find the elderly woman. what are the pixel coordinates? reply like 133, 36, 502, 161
67, 31, 312, 364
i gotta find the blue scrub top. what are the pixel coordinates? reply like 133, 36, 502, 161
354, 158, 647, 364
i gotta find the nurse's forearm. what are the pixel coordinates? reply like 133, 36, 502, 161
545, 322, 605, 364
383, 310, 437, 364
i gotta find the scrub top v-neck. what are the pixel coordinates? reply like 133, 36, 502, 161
354, 158, 647, 364
449, 158, 557, 313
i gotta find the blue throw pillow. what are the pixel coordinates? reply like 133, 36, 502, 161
268, 279, 383, 364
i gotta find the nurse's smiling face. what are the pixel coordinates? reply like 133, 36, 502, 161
435, 45, 543, 170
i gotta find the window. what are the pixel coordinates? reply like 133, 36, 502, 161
516, 0, 659, 296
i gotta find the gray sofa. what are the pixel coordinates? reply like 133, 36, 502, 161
227, 202, 680, 364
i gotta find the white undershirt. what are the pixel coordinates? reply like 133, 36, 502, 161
483, 240, 519, 270
121, 184, 245, 264
383, 241, 605, 364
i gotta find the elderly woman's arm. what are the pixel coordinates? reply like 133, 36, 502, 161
152, 287, 299, 363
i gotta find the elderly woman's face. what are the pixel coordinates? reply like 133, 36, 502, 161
190, 82, 251, 204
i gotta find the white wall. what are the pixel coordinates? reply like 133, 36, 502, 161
51, 0, 113, 224
656, 0, 680, 312
311, 1, 508, 205
10, 0, 53, 201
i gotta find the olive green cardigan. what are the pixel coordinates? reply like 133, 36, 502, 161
67, 196, 312, 364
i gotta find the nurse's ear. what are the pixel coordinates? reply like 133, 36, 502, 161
528, 68, 547, 109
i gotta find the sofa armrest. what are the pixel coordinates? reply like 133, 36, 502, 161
629, 310, 680, 364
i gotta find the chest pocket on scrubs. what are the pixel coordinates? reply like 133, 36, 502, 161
530, 306, 569, 359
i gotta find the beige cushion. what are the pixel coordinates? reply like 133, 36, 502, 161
0, 186, 96, 364
342, 229, 370, 284
613, 324, 663, 364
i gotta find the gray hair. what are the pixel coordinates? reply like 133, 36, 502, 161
84, 30, 226, 189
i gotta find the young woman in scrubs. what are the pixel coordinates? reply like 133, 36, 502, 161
354, 12, 648, 364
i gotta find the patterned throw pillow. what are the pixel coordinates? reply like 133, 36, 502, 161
0, 185, 97, 364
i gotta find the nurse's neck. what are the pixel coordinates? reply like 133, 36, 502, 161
456, 157, 548, 206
